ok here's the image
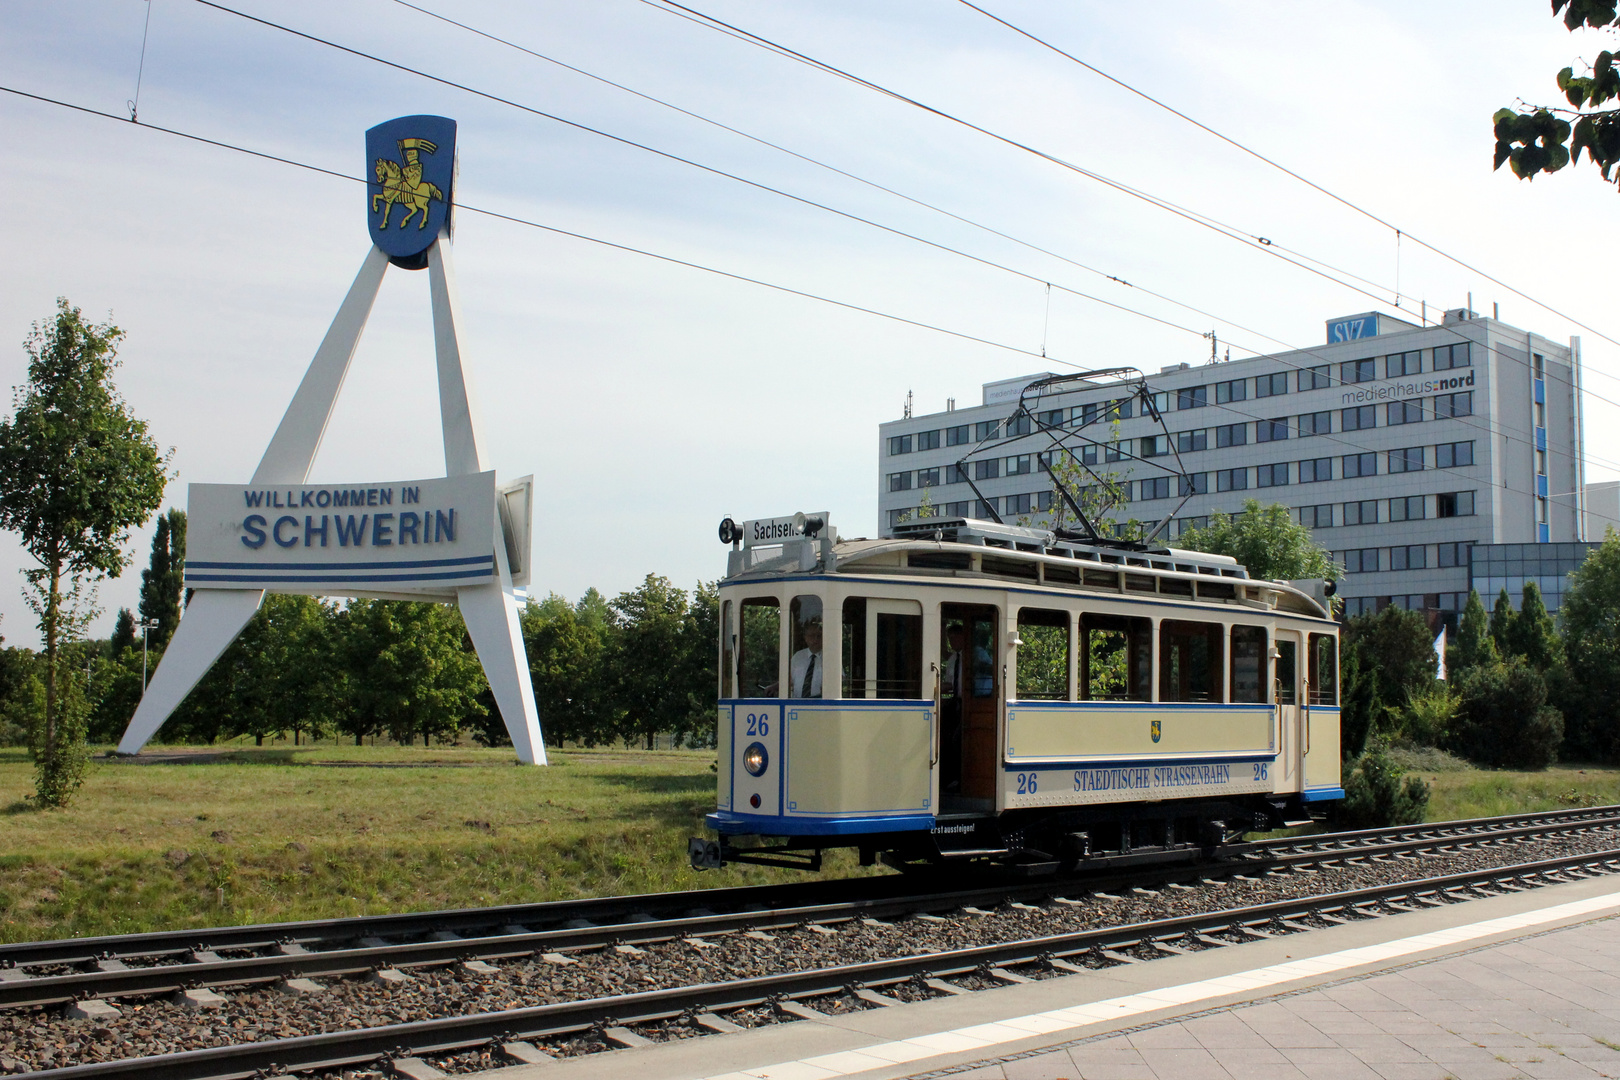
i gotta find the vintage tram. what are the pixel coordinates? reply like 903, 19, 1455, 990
689, 512, 1341, 873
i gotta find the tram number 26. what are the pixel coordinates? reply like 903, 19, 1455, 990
1015, 772, 1039, 795
744, 713, 771, 737
1252, 762, 1269, 782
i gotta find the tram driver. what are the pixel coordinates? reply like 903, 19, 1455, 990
788, 617, 824, 698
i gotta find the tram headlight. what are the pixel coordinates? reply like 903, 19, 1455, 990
743, 741, 769, 777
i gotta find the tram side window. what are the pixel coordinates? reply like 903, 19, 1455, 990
788, 595, 824, 699
1275, 638, 1297, 705
720, 600, 734, 699
1016, 608, 1069, 700
738, 597, 780, 696
1160, 621, 1223, 702
1309, 633, 1338, 705
1229, 625, 1267, 704
1081, 613, 1151, 701
843, 597, 924, 699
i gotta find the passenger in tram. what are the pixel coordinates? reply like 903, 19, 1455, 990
788, 617, 824, 698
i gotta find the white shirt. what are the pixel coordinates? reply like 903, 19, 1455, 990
789, 647, 823, 698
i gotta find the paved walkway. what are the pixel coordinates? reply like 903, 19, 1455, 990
926, 917, 1620, 1080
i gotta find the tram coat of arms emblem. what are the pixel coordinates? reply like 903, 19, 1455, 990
1150, 719, 1162, 743
365, 115, 457, 266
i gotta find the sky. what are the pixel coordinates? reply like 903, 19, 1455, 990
1, 0, 1618, 647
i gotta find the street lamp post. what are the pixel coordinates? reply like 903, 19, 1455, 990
138, 618, 160, 694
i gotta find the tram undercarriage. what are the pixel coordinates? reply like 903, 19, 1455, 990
690, 792, 1323, 875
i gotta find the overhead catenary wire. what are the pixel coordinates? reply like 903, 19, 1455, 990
5, 80, 1616, 528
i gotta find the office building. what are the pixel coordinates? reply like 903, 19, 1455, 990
878, 307, 1589, 624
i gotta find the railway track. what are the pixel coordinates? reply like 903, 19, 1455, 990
17, 845, 1620, 1080
2, 804, 1617, 1013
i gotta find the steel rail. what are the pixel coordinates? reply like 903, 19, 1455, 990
23, 847, 1620, 1080
5, 811, 1616, 1010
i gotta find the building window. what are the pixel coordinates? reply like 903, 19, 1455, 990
1176, 429, 1208, 452
1299, 457, 1333, 483
947, 500, 971, 517
1298, 504, 1333, 529
1436, 440, 1475, 468
1217, 468, 1248, 492
917, 467, 941, 487
1390, 544, 1427, 571
1006, 492, 1033, 515
1300, 410, 1332, 437
1257, 417, 1289, 443
1176, 516, 1208, 537
975, 420, 1000, 441
1300, 365, 1332, 391
1342, 358, 1376, 383
1216, 378, 1247, 404
1036, 490, 1054, 511
888, 508, 913, 528
946, 463, 970, 484
1434, 391, 1473, 419
888, 471, 912, 492
1006, 454, 1031, 476
1006, 413, 1033, 437
946, 424, 970, 446
1177, 385, 1208, 410
1180, 473, 1208, 496
1140, 476, 1171, 500
1074, 404, 1097, 426
1255, 372, 1288, 398
975, 459, 1000, 481
1434, 342, 1471, 370
1216, 423, 1247, 447
1038, 409, 1064, 428
1390, 495, 1426, 522
1437, 490, 1476, 518
975, 497, 999, 518
1141, 435, 1167, 458
1257, 462, 1290, 488
1343, 405, 1377, 431
1389, 446, 1426, 473
1345, 548, 1381, 573
1387, 400, 1424, 425
1387, 351, 1421, 377
1343, 499, 1379, 526
888, 435, 912, 455
1437, 541, 1473, 568
1081, 445, 1099, 466
916, 429, 941, 451
1343, 452, 1377, 479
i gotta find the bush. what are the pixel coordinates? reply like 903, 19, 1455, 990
1448, 660, 1564, 770
1337, 745, 1430, 828
1389, 687, 1458, 746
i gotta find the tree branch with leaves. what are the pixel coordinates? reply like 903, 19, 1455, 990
1494, 0, 1620, 187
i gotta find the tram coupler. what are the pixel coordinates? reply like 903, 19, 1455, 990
690, 834, 824, 872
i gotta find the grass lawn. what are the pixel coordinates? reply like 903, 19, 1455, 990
0, 745, 877, 943
1417, 762, 1620, 821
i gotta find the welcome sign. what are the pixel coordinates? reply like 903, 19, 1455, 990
186, 471, 496, 596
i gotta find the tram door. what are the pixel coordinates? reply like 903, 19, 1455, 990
940, 604, 999, 807
1273, 630, 1303, 794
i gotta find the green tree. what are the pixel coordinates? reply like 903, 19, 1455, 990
1490, 588, 1516, 657
335, 600, 486, 747
1337, 746, 1430, 828
611, 574, 696, 749
1493, 1, 1620, 190
109, 607, 136, 657
1342, 606, 1439, 749
138, 508, 185, 652
521, 592, 615, 746
0, 300, 167, 804
1449, 659, 1564, 769
1507, 579, 1562, 671
1452, 589, 1499, 674
1560, 529, 1620, 759
1175, 499, 1340, 583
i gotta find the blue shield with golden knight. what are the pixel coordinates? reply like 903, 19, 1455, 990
366, 115, 456, 269
1150, 719, 1161, 743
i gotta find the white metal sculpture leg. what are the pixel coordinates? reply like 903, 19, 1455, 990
115, 248, 389, 756
116, 589, 265, 754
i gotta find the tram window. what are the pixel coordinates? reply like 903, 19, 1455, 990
909, 551, 971, 571
1081, 614, 1151, 701
1309, 634, 1338, 705
1275, 639, 1297, 705
1159, 577, 1193, 597
1124, 573, 1156, 593
1016, 609, 1069, 700
1229, 625, 1267, 704
1160, 621, 1223, 702
738, 598, 781, 696
1197, 581, 1236, 600
1043, 563, 1079, 585
1083, 569, 1120, 590
788, 595, 824, 699
720, 600, 734, 699
842, 597, 923, 699
982, 555, 1038, 581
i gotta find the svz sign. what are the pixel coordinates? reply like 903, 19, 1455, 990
1328, 315, 1379, 343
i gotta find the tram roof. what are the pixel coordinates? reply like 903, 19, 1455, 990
721, 517, 1333, 620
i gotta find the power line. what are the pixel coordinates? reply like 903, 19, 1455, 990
956, 0, 1620, 357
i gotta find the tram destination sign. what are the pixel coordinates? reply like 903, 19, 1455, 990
742, 511, 831, 547
185, 471, 497, 596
